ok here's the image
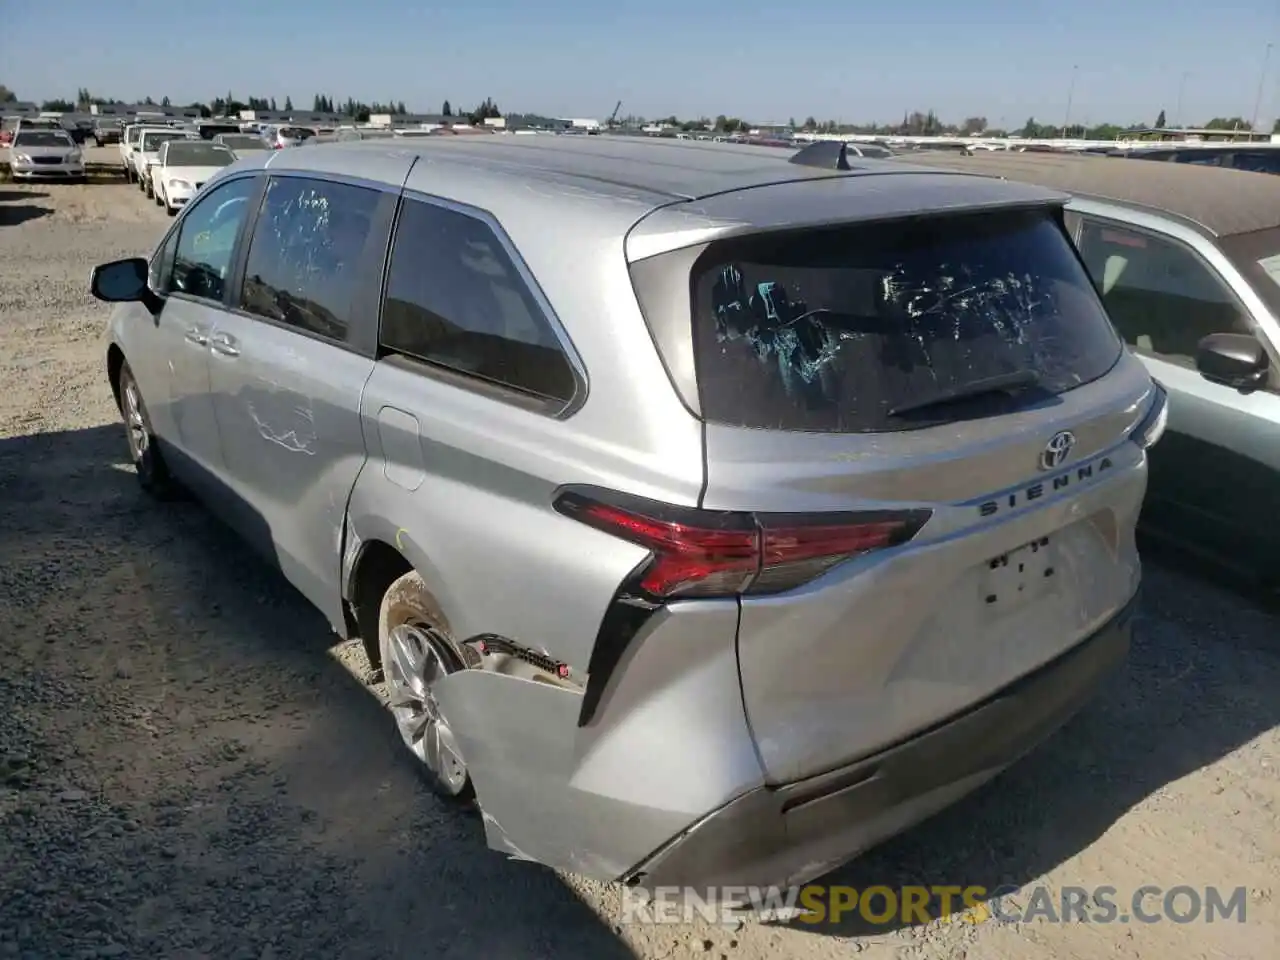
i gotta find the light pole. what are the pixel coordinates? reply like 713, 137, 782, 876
1175, 71, 1189, 128
1062, 65, 1079, 138
1252, 42, 1273, 135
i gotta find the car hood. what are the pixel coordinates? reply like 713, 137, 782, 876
13, 145, 76, 158
160, 165, 228, 184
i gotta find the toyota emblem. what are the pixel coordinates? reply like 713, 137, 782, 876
1040, 431, 1076, 471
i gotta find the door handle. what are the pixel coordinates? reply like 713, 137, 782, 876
184, 327, 209, 346
210, 333, 240, 357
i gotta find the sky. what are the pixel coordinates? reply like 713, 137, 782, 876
4, 1, 1280, 128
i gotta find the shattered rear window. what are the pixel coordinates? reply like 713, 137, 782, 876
689, 209, 1123, 433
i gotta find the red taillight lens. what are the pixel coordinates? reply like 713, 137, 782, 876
554, 488, 930, 600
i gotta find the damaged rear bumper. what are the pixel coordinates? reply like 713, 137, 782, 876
620, 592, 1137, 891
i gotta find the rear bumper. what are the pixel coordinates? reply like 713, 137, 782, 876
622, 591, 1136, 890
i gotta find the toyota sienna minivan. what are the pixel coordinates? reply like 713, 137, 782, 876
90, 136, 1167, 891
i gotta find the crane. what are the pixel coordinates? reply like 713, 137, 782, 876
607, 101, 622, 129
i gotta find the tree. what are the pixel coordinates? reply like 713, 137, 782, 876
270, 97, 277, 111
0, 84, 17, 103
41, 99, 74, 112
1021, 116, 1040, 138
1204, 116, 1251, 130
161, 96, 171, 107
803, 115, 817, 130
442, 100, 452, 116
1155, 108, 1166, 128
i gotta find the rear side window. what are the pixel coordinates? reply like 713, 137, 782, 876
378, 197, 577, 405
687, 210, 1123, 433
238, 176, 380, 342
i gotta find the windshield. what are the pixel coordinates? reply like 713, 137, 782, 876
13, 131, 72, 148
165, 143, 235, 166
1219, 227, 1280, 319
279, 127, 314, 139
142, 132, 187, 151
676, 209, 1123, 433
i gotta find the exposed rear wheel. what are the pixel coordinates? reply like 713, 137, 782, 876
118, 361, 176, 499
378, 572, 474, 802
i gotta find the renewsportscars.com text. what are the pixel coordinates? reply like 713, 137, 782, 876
619, 884, 1250, 926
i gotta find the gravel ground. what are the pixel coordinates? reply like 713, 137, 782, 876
1, 149, 1277, 960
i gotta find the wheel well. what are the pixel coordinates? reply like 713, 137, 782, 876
107, 344, 125, 412
349, 539, 413, 670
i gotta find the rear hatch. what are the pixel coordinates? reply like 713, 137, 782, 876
628, 193, 1159, 785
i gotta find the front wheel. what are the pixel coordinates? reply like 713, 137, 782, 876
378, 572, 475, 802
118, 362, 176, 499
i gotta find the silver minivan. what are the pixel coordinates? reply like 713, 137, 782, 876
90, 136, 1166, 891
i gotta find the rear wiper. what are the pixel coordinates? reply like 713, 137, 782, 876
888, 369, 1041, 417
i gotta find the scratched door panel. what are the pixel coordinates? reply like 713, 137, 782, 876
207, 312, 374, 630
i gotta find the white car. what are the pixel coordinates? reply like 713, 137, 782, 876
151, 140, 236, 215
119, 124, 169, 182
134, 128, 196, 196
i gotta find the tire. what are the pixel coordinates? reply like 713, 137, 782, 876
117, 362, 176, 499
166, 204, 177, 217
378, 571, 475, 802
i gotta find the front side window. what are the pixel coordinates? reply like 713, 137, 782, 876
237, 177, 379, 342
167, 176, 258, 302
686, 209, 1122, 433
1076, 217, 1253, 365
379, 197, 577, 404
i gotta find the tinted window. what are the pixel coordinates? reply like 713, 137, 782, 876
1077, 218, 1252, 364
687, 210, 1122, 433
379, 198, 576, 404
1230, 151, 1280, 174
168, 177, 257, 302
1175, 151, 1225, 166
238, 177, 379, 342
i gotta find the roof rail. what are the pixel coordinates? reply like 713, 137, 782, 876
788, 139, 852, 171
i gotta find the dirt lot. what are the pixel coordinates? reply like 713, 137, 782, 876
0, 152, 1277, 960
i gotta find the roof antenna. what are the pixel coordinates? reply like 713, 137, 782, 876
789, 140, 851, 171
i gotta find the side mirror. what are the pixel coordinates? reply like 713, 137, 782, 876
1196, 332, 1270, 390
90, 258, 149, 303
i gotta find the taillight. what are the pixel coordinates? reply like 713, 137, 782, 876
553, 487, 930, 600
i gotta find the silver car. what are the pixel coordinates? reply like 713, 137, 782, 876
89, 136, 1165, 891
6, 127, 85, 181
898, 150, 1280, 584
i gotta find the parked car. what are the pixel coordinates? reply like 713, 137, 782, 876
151, 140, 236, 215
89, 136, 1163, 891
1109, 143, 1280, 175
895, 150, 1280, 580
263, 125, 316, 149
120, 123, 170, 182
135, 128, 197, 197
92, 119, 122, 146
194, 122, 243, 142
5, 127, 85, 181
212, 133, 269, 155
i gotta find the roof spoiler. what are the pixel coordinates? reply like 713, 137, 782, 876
788, 140, 852, 171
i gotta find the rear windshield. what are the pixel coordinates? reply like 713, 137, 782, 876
280, 127, 314, 139
686, 210, 1123, 433
142, 132, 185, 149
165, 143, 234, 166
